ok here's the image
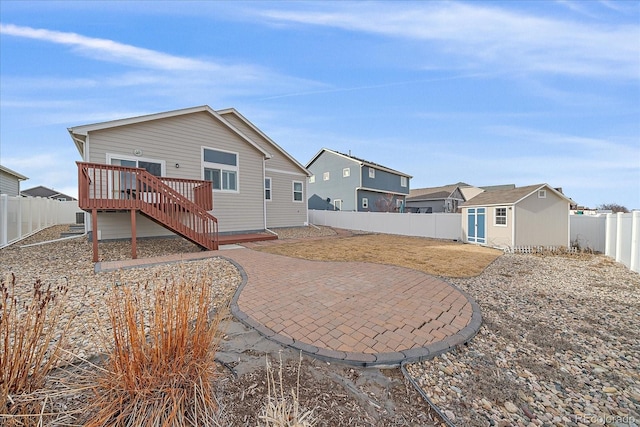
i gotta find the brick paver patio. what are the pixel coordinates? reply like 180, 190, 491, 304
97, 243, 481, 367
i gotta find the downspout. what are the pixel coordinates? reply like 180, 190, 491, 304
263, 158, 268, 231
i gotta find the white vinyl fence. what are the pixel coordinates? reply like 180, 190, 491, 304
0, 195, 83, 248
570, 212, 639, 273
309, 210, 462, 240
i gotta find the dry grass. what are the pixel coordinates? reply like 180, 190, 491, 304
83, 270, 229, 427
258, 234, 503, 277
1, 274, 73, 427
259, 352, 317, 427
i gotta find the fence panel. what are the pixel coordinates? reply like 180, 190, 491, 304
309, 210, 462, 240
570, 215, 606, 252
0, 195, 83, 248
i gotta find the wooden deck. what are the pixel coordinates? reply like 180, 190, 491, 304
218, 233, 278, 245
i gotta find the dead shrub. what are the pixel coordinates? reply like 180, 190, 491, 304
1, 273, 72, 426
83, 270, 229, 427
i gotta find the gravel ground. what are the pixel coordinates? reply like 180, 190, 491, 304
3, 225, 639, 427
408, 253, 640, 427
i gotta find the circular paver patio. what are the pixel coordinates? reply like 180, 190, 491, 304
224, 248, 481, 367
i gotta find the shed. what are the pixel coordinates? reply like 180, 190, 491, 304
0, 165, 28, 196
461, 183, 571, 248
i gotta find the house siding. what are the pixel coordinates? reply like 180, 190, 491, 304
86, 111, 266, 237
357, 189, 405, 212
0, 171, 20, 196
514, 192, 569, 247
308, 153, 360, 211
265, 171, 307, 228
361, 167, 409, 195
221, 112, 309, 228
484, 206, 513, 247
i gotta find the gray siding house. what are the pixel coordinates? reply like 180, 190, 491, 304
306, 149, 411, 212
0, 165, 28, 196
406, 183, 468, 213
21, 185, 77, 201
68, 105, 310, 241
461, 183, 571, 248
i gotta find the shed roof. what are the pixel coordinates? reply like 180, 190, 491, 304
462, 184, 572, 207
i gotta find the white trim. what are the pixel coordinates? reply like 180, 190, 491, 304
323, 172, 330, 181
265, 177, 272, 201
512, 205, 516, 246
538, 189, 547, 198
292, 180, 304, 203
368, 167, 375, 179
401, 176, 407, 187
202, 146, 239, 193
343, 167, 351, 178
494, 206, 508, 227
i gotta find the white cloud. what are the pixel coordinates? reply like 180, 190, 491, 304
256, 2, 640, 79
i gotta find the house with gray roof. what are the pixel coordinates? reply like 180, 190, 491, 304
406, 183, 469, 213
461, 183, 571, 248
306, 148, 412, 212
21, 185, 77, 201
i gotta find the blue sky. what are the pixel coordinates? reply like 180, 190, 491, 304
1, 0, 638, 209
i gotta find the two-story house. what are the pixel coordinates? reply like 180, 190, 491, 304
306, 148, 411, 212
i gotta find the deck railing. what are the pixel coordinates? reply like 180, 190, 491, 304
77, 162, 218, 250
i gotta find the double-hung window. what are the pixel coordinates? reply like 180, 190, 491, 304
203, 148, 238, 192
495, 207, 507, 226
293, 181, 303, 202
265, 178, 272, 201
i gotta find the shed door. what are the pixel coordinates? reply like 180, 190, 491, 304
467, 207, 486, 244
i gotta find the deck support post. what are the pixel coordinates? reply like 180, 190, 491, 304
131, 209, 137, 259
91, 209, 98, 263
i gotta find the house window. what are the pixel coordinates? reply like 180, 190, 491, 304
343, 167, 350, 178
401, 176, 407, 187
323, 172, 330, 181
293, 181, 303, 202
203, 148, 238, 192
368, 167, 375, 178
309, 175, 315, 184
362, 197, 369, 209
495, 207, 507, 226
265, 177, 272, 201
333, 199, 343, 211
538, 189, 547, 198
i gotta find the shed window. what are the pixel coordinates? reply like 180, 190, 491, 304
293, 181, 303, 202
368, 167, 375, 178
538, 189, 547, 198
495, 207, 507, 226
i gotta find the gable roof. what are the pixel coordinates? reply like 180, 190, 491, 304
408, 184, 464, 201
306, 148, 412, 178
20, 185, 76, 200
0, 165, 28, 181
216, 108, 310, 176
461, 183, 572, 207
68, 105, 272, 160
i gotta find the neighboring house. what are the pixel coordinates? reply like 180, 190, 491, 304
406, 183, 469, 213
461, 183, 571, 248
68, 105, 310, 252
21, 185, 77, 201
306, 148, 412, 212
0, 165, 28, 196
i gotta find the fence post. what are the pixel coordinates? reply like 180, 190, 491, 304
631, 211, 638, 273
0, 194, 7, 247
615, 212, 623, 263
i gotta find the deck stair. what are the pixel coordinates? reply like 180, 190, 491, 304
77, 162, 218, 260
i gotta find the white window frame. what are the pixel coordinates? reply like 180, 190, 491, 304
538, 189, 547, 198
309, 175, 315, 184
333, 199, 343, 211
293, 181, 303, 203
323, 172, 330, 181
401, 176, 407, 187
202, 147, 239, 193
495, 207, 507, 226
362, 197, 369, 209
368, 167, 375, 178
106, 153, 166, 199
343, 167, 350, 178
265, 177, 272, 201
